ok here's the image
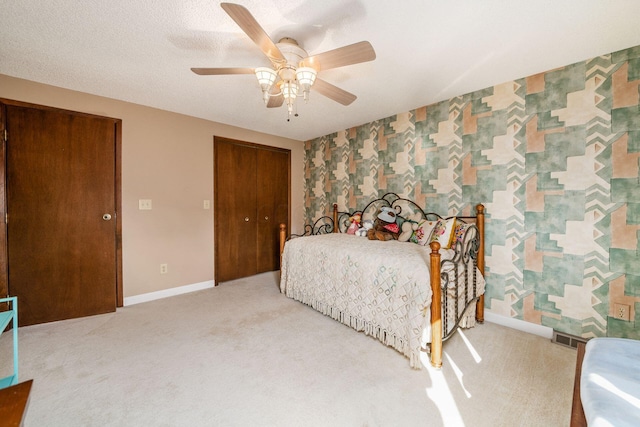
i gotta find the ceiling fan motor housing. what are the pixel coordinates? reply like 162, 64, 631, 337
275, 38, 309, 80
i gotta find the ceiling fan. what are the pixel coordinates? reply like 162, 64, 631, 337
191, 3, 376, 117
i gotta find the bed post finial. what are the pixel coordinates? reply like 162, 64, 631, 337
332, 203, 338, 233
475, 204, 485, 323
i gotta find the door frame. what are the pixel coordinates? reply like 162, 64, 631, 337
0, 98, 124, 307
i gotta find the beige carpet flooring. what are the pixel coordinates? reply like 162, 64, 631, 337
3, 272, 577, 426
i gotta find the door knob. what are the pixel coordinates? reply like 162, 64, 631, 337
103, 214, 112, 221
244, 217, 250, 222
264, 216, 269, 221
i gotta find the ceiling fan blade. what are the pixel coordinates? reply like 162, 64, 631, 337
267, 94, 284, 108
220, 3, 286, 65
312, 78, 357, 106
301, 41, 376, 71
191, 67, 254, 75
266, 81, 284, 108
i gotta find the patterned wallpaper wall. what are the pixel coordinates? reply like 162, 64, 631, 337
304, 44, 640, 339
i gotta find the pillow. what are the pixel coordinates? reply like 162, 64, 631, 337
452, 222, 473, 249
410, 219, 437, 245
429, 218, 457, 249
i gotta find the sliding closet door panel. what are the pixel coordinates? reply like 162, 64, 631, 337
256, 148, 290, 273
214, 139, 258, 282
6, 105, 117, 326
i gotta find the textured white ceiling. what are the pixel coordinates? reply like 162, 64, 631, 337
2, 0, 640, 141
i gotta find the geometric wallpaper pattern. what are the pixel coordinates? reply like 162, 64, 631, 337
304, 44, 640, 339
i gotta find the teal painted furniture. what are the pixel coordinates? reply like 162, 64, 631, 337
0, 297, 18, 389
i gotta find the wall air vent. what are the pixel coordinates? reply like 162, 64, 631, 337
552, 331, 588, 349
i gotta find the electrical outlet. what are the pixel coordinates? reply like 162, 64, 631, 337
160, 264, 168, 274
614, 303, 631, 321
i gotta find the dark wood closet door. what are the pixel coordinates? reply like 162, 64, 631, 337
214, 140, 258, 283
256, 148, 290, 273
5, 104, 118, 326
214, 137, 290, 283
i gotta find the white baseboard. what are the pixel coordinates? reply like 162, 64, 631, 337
123, 280, 215, 306
484, 311, 554, 339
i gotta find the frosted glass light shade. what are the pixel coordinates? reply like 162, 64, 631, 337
282, 80, 298, 100
296, 67, 317, 101
295, 67, 317, 87
255, 67, 277, 90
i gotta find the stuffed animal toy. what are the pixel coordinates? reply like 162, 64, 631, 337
367, 206, 400, 241
346, 213, 362, 235
356, 219, 374, 237
398, 211, 423, 242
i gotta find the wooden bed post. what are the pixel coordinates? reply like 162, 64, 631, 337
571, 342, 588, 426
475, 204, 485, 323
429, 241, 443, 369
332, 203, 338, 233
279, 223, 287, 263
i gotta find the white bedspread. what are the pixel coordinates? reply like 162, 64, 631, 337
280, 233, 485, 368
581, 337, 640, 427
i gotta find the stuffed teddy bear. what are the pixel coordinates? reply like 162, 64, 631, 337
367, 206, 400, 241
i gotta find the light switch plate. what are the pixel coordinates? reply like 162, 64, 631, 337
139, 199, 152, 210
203, 200, 211, 209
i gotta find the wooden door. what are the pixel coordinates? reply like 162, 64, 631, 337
214, 137, 290, 283
214, 139, 258, 283
256, 148, 290, 273
3, 102, 120, 326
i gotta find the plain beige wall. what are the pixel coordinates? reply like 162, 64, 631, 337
0, 74, 305, 298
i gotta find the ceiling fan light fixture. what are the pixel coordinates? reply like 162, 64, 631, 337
282, 80, 298, 115
255, 67, 277, 103
282, 80, 298, 100
295, 67, 317, 101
